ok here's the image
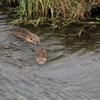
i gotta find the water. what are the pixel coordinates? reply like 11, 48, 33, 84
0, 9, 100, 100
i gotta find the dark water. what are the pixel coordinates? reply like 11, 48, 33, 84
0, 11, 100, 100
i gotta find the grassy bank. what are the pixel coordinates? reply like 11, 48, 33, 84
1, 0, 100, 28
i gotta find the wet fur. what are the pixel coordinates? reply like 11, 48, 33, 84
9, 28, 40, 44
34, 47, 47, 64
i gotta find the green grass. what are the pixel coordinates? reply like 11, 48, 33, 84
2, 0, 100, 27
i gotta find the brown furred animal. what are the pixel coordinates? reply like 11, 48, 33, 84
34, 47, 47, 64
9, 28, 40, 45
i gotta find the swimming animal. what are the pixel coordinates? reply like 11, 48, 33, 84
34, 47, 47, 64
9, 28, 40, 45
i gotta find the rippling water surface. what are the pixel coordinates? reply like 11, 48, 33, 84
0, 8, 100, 100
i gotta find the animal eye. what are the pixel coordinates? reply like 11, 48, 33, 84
30, 38, 33, 40
44, 52, 47, 55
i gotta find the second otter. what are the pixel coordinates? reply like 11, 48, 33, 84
34, 47, 47, 64
9, 28, 40, 45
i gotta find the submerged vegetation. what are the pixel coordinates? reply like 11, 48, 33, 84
1, 0, 100, 28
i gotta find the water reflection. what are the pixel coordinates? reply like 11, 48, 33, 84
0, 8, 100, 100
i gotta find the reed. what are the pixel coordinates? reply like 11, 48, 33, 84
2, 0, 100, 27
1, 0, 19, 7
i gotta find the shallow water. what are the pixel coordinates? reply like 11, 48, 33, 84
0, 10, 100, 100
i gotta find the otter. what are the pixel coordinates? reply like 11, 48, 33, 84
34, 47, 47, 64
9, 28, 40, 45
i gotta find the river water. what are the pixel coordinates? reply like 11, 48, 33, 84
0, 8, 100, 100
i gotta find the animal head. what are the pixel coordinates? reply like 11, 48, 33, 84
34, 47, 47, 64
26, 34, 40, 45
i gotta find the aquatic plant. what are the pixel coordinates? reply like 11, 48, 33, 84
2, 0, 100, 27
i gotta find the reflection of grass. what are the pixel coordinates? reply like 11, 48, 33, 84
2, 0, 100, 27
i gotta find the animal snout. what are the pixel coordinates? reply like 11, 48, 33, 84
36, 57, 46, 64
36, 41, 40, 45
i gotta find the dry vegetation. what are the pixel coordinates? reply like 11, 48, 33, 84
1, 0, 100, 27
